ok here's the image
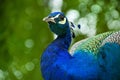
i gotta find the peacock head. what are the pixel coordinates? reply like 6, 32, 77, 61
43, 12, 70, 36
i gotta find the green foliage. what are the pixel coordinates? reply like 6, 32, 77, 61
0, 0, 52, 80
0, 0, 120, 80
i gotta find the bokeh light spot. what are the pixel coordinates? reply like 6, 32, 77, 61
49, 0, 63, 12
0, 70, 5, 80
25, 39, 34, 48
107, 20, 120, 30
13, 70, 23, 80
91, 4, 102, 14
66, 10, 80, 22
111, 9, 119, 19
25, 62, 35, 71
78, 13, 97, 37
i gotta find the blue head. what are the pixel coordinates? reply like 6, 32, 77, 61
43, 12, 70, 36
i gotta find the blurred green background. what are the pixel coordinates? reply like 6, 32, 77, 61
0, 0, 120, 80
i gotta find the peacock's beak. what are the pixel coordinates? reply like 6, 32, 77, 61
43, 17, 56, 23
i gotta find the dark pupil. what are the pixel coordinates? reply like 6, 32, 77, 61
59, 15, 64, 20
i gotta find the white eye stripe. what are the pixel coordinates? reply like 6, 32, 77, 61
54, 14, 60, 18
58, 18, 66, 24
53, 13, 66, 24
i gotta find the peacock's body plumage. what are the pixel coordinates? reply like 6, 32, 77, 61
41, 12, 120, 80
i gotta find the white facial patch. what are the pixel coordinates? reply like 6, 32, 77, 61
58, 18, 66, 24
54, 14, 60, 18
53, 13, 66, 24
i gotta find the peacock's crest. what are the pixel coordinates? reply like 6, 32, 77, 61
69, 21, 81, 38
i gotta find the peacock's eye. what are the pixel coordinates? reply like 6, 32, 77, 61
59, 15, 64, 21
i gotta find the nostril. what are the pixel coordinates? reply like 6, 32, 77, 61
48, 16, 52, 18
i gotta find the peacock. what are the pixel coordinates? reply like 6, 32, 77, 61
41, 12, 120, 80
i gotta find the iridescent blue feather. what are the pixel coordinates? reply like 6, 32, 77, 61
41, 12, 120, 80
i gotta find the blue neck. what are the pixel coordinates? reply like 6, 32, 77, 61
55, 29, 72, 50
41, 28, 72, 79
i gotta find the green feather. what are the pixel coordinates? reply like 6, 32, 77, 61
70, 31, 115, 55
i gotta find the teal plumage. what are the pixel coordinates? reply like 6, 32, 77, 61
70, 31, 120, 54
41, 12, 120, 80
